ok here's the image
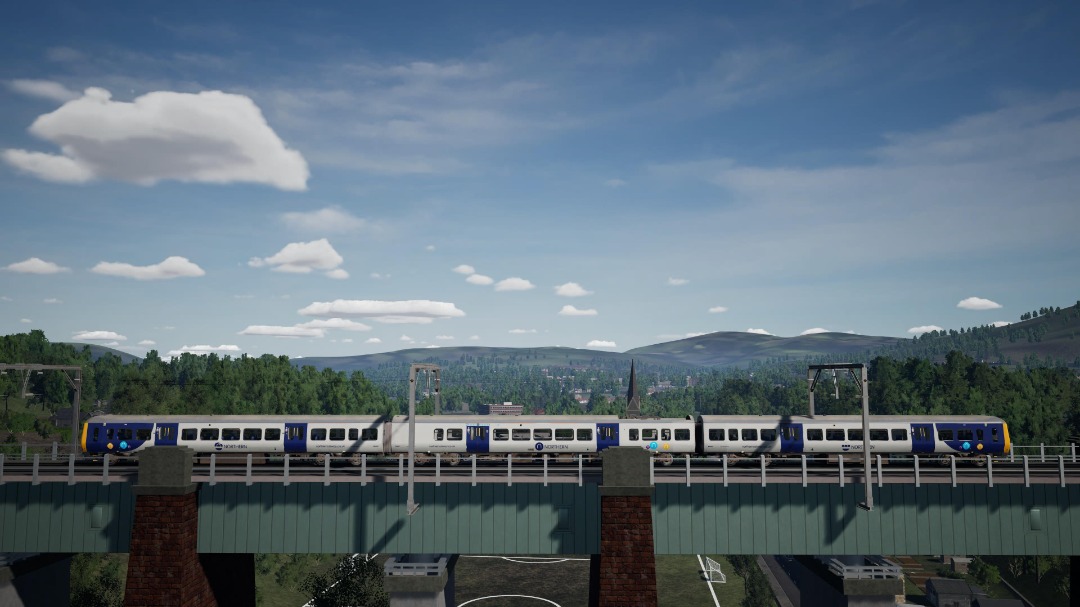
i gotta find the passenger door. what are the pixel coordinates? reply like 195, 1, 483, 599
911, 423, 934, 453
466, 425, 490, 453
155, 423, 179, 447
285, 423, 307, 453
779, 423, 803, 454
597, 423, 619, 452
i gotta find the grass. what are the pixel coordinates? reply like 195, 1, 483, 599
657, 555, 746, 607
454, 555, 592, 607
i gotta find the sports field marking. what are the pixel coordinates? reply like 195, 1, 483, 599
458, 595, 562, 606
461, 555, 590, 564
695, 555, 721, 607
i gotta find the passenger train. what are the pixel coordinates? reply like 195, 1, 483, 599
80, 413, 1011, 462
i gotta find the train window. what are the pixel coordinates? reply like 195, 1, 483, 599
891, 429, 908, 441
781, 427, 800, 441
158, 427, 174, 440
361, 428, 378, 441
243, 428, 262, 440
642, 429, 658, 441
848, 429, 863, 441
181, 428, 196, 441
869, 429, 889, 441
434, 429, 444, 441
201, 428, 219, 441
222, 428, 241, 441
329, 428, 346, 441
93, 427, 100, 441
265, 428, 281, 441
806, 429, 823, 441
709, 429, 725, 441
741, 429, 758, 441
118, 429, 133, 441
976, 429, 984, 441
761, 429, 777, 442
494, 429, 509, 441
598, 426, 616, 441
310, 428, 327, 441
938, 429, 954, 441
534, 429, 552, 441
447, 429, 463, 441
349, 429, 359, 441
675, 429, 691, 441
957, 429, 973, 441
287, 427, 303, 440
661, 429, 672, 441
913, 427, 931, 441
512, 429, 530, 440
107, 428, 114, 440
826, 429, 844, 441
577, 429, 593, 441
468, 427, 488, 440
555, 429, 574, 441
629, 429, 639, 441
991, 427, 999, 442
136, 428, 152, 441
728, 429, 738, 441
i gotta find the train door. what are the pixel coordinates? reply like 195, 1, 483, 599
285, 423, 307, 453
156, 423, 179, 447
911, 423, 934, 453
779, 423, 803, 454
467, 425, 490, 453
597, 423, 619, 452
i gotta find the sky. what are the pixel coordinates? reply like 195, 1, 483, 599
1, 1, 1079, 360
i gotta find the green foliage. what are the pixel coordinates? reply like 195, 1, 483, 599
70, 553, 125, 607
2, 411, 37, 433
300, 555, 388, 607
969, 557, 1000, 587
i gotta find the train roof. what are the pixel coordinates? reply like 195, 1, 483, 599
390, 415, 620, 423
86, 414, 388, 423
695, 414, 1006, 423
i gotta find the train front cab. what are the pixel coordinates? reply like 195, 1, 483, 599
928, 420, 1011, 456
81, 419, 155, 455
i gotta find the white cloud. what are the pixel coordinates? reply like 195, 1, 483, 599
341, 338, 353, 343
3, 87, 309, 190
370, 272, 387, 279
495, 277, 535, 291
138, 340, 156, 346
167, 344, 242, 357
8, 79, 80, 103
991, 321, 1011, 327
466, 274, 494, 285
280, 206, 366, 232
249, 239, 345, 278
668, 277, 689, 286
43, 298, 62, 304
907, 325, 944, 335
746, 328, 772, 335
708, 306, 729, 313
73, 330, 127, 341
296, 318, 373, 331
605, 178, 627, 187
91, 256, 205, 280
800, 327, 830, 335
685, 332, 708, 338
587, 339, 617, 348
559, 305, 598, 317
435, 335, 454, 341
365, 337, 382, 344
240, 325, 325, 338
554, 282, 593, 297
469, 335, 480, 341
20, 318, 32, 323
400, 334, 414, 342
453, 264, 476, 275
957, 297, 1002, 311
4, 257, 70, 274
509, 329, 537, 334
425, 245, 436, 251
298, 299, 465, 325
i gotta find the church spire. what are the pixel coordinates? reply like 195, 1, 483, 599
626, 359, 641, 418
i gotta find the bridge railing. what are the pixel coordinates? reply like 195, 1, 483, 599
822, 556, 903, 579
1005, 444, 1077, 463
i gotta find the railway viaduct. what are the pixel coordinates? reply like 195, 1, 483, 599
4, 446, 1080, 606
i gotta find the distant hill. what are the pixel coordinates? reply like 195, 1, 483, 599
61, 343, 142, 365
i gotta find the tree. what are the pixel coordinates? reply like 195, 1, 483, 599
301, 554, 389, 607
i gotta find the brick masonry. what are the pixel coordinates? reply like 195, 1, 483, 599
124, 492, 217, 607
598, 494, 658, 607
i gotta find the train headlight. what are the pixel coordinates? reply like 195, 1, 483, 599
961, 441, 971, 450
106, 443, 113, 450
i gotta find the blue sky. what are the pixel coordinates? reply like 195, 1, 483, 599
1, 1, 1078, 359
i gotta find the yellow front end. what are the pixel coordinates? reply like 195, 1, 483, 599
80, 422, 89, 453
1002, 422, 1011, 455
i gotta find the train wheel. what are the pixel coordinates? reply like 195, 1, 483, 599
657, 453, 674, 466
349, 454, 362, 467
556, 454, 575, 464
446, 453, 462, 467
415, 453, 432, 466
315, 453, 327, 465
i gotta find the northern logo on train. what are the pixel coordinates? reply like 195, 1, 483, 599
535, 442, 544, 451
214, 442, 224, 451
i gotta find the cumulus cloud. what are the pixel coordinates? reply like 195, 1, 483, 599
280, 206, 366, 232
991, 321, 1011, 327
509, 329, 537, 334
370, 272, 390, 280
91, 256, 205, 280
452, 264, 476, 275
44, 298, 62, 304
587, 340, 617, 348
559, 305, 598, 317
298, 299, 465, 324
555, 282, 593, 297
957, 297, 1002, 310
365, 337, 382, 344
400, 335, 414, 342
73, 330, 127, 341
605, 178, 627, 187
668, 277, 689, 286
495, 277, 535, 291
239, 325, 324, 338
800, 328, 829, 335
469, 335, 480, 341
908, 325, 944, 335
249, 239, 345, 279
8, 79, 80, 103
167, 344, 242, 357
20, 318, 32, 323
466, 274, 494, 285
435, 335, 454, 340
2, 87, 309, 190
4, 257, 70, 274
138, 340, 156, 346
708, 306, 729, 313
296, 318, 372, 331
746, 328, 772, 335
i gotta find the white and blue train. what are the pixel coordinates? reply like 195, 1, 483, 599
80, 413, 1011, 461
